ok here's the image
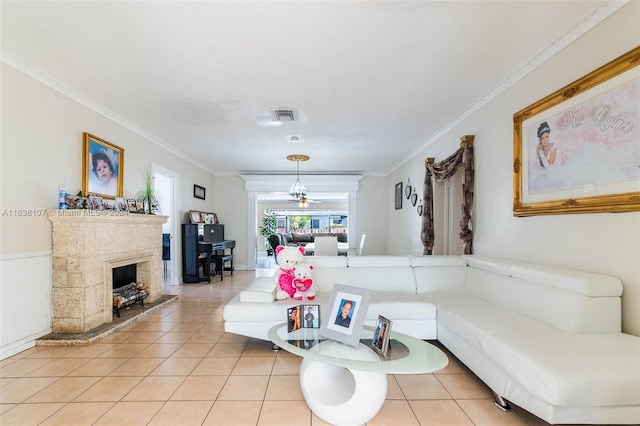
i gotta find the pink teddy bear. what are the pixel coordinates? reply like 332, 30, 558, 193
292, 263, 316, 300
273, 245, 306, 300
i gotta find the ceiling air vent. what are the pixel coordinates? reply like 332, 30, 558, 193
271, 108, 298, 122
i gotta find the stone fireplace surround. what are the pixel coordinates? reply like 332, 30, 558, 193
48, 210, 167, 333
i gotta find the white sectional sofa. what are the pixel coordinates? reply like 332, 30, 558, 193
223, 255, 640, 424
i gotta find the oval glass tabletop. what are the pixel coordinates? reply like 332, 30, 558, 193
268, 323, 448, 375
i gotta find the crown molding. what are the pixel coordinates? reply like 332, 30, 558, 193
395, 0, 630, 173
1, 49, 214, 174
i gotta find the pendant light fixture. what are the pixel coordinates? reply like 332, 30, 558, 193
287, 154, 309, 199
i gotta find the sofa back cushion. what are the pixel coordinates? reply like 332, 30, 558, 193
411, 256, 468, 293
464, 259, 622, 333
304, 256, 348, 293
345, 256, 415, 293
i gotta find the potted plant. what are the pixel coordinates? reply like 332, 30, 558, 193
135, 164, 160, 214
258, 209, 277, 255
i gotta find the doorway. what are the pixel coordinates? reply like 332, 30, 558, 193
154, 165, 179, 285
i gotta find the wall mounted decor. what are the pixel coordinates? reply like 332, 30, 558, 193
395, 182, 403, 209
410, 187, 418, 206
193, 184, 206, 200
513, 46, 640, 216
82, 132, 124, 198
405, 178, 412, 199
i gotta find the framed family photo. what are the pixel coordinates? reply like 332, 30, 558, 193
513, 46, 640, 216
82, 133, 124, 198
319, 284, 371, 347
372, 315, 393, 357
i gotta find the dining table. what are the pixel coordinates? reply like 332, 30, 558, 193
303, 241, 351, 256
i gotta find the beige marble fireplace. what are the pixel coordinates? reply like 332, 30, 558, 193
48, 210, 167, 333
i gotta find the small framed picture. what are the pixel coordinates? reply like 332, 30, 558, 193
115, 197, 128, 212
288, 306, 301, 332
89, 195, 104, 210
302, 305, 320, 329
395, 182, 403, 210
189, 210, 202, 224
319, 284, 371, 347
102, 198, 116, 211
127, 198, 138, 213
213, 213, 219, 224
193, 184, 206, 200
202, 212, 214, 224
372, 315, 393, 357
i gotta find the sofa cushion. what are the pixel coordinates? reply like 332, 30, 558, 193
437, 303, 640, 408
510, 264, 623, 297
348, 256, 410, 267
410, 255, 468, 267
239, 278, 276, 303
368, 292, 436, 320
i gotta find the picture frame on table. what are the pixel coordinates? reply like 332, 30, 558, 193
202, 212, 214, 224
115, 197, 128, 212
513, 46, 640, 217
319, 284, 371, 347
126, 198, 139, 213
395, 182, 403, 210
82, 132, 124, 199
372, 315, 393, 357
189, 210, 202, 224
193, 184, 206, 200
88, 195, 104, 210
287, 304, 320, 332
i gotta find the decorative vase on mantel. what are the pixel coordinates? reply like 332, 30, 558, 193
135, 164, 160, 214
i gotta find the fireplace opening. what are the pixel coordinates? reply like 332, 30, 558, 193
113, 264, 137, 289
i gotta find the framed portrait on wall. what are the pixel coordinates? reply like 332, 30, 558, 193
82, 132, 124, 198
513, 46, 640, 216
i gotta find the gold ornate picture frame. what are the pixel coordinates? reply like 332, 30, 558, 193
513, 46, 640, 217
82, 132, 124, 198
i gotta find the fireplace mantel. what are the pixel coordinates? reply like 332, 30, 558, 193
48, 209, 167, 333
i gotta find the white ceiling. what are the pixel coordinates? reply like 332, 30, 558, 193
1, 1, 615, 177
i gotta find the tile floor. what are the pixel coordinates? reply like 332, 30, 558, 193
1, 268, 560, 425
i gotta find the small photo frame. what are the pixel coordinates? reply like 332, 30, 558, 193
288, 306, 302, 332
115, 197, 128, 212
395, 182, 403, 210
372, 315, 393, 357
127, 198, 139, 213
194, 184, 206, 200
302, 304, 320, 329
65, 195, 87, 209
213, 213, 219, 224
88, 195, 104, 210
189, 210, 202, 224
202, 212, 214, 224
102, 198, 116, 211
320, 284, 371, 347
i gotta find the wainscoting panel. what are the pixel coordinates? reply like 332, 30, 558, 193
0, 252, 52, 359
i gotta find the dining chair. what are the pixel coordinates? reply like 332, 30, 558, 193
358, 234, 367, 256
314, 236, 339, 256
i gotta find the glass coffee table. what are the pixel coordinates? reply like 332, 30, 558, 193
268, 323, 448, 426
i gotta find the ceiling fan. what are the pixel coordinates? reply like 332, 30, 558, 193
288, 196, 321, 207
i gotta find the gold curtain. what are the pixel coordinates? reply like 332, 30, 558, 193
421, 135, 474, 255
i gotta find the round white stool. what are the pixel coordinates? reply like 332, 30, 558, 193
299, 340, 387, 426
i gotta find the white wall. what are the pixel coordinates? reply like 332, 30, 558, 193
388, 3, 640, 335
1, 63, 217, 262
